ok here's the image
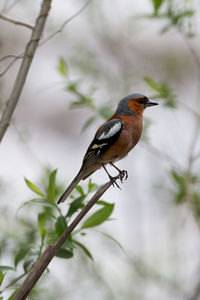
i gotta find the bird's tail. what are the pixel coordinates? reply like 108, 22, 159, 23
57, 171, 83, 204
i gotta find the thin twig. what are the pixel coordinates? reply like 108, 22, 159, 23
6, 272, 27, 289
13, 176, 120, 300
40, 0, 93, 46
0, 13, 34, 29
0, 54, 22, 62
0, 0, 93, 77
0, 0, 52, 142
1, 0, 23, 14
0, 53, 24, 78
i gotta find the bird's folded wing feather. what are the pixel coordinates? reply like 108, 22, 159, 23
82, 119, 123, 170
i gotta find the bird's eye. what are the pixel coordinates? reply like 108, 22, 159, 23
138, 97, 147, 104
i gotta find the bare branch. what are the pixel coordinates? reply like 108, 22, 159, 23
6, 271, 28, 289
0, 0, 52, 142
13, 176, 120, 300
0, 53, 24, 77
40, 0, 93, 45
0, 54, 20, 62
0, 0, 93, 77
1, 0, 23, 14
0, 13, 34, 29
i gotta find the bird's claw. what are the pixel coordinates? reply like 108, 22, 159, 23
108, 169, 128, 188
109, 175, 121, 189
119, 170, 128, 183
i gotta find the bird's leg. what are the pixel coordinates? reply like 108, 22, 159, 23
103, 165, 121, 189
110, 162, 128, 182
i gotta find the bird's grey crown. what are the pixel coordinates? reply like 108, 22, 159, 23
116, 93, 145, 116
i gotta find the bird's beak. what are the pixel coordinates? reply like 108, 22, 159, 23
145, 99, 159, 107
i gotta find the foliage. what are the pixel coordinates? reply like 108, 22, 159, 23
0, 0, 199, 299
144, 77, 176, 108
170, 169, 199, 205
58, 57, 178, 142
57, 57, 113, 129
148, 0, 195, 36
0, 171, 119, 298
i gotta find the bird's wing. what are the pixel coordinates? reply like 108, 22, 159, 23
82, 119, 123, 170
57, 119, 123, 203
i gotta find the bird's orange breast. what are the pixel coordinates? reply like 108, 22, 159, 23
101, 115, 143, 164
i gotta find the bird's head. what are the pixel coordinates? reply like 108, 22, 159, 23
116, 93, 158, 116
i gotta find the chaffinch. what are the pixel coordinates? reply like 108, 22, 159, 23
58, 93, 158, 204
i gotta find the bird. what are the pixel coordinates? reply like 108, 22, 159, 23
57, 93, 158, 204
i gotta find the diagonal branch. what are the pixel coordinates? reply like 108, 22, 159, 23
0, 13, 34, 29
0, 0, 52, 142
13, 176, 121, 300
0, 0, 93, 77
40, 0, 93, 46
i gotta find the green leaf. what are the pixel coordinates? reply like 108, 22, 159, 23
171, 170, 186, 204
159, 82, 176, 108
144, 77, 160, 92
23, 258, 35, 273
67, 82, 95, 109
14, 245, 30, 268
19, 199, 56, 210
171, 170, 185, 186
8, 290, 17, 300
55, 248, 73, 259
144, 77, 176, 108
0, 271, 5, 286
190, 175, 198, 184
81, 203, 114, 229
48, 169, 57, 203
47, 231, 58, 244
70, 96, 94, 109
96, 200, 112, 206
75, 185, 85, 197
88, 179, 99, 193
68, 82, 78, 93
0, 265, 14, 271
38, 213, 47, 240
193, 193, 200, 218
62, 240, 75, 250
55, 216, 67, 237
57, 57, 68, 77
67, 196, 85, 217
171, 10, 195, 26
24, 178, 44, 197
152, 0, 163, 15
73, 240, 93, 260
96, 230, 124, 251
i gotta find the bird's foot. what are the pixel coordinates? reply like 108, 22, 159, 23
119, 170, 128, 183
108, 175, 121, 189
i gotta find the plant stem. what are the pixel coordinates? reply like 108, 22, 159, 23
0, 0, 52, 142
13, 175, 120, 300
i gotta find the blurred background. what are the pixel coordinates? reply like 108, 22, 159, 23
0, 0, 200, 299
